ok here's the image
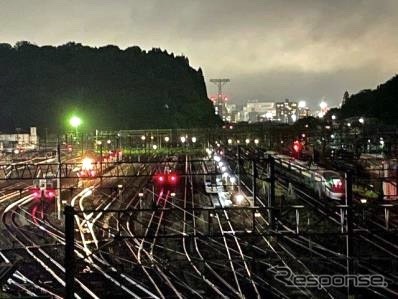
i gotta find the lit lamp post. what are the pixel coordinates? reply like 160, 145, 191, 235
70, 116, 82, 154
180, 136, 186, 151
164, 136, 170, 154
141, 135, 146, 153
70, 116, 81, 139
191, 136, 197, 149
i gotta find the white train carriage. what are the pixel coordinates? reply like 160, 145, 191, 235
273, 154, 345, 200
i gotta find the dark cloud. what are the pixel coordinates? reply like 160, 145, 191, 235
0, 0, 397, 108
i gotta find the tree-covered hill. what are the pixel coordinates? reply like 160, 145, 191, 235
0, 41, 222, 131
340, 74, 398, 124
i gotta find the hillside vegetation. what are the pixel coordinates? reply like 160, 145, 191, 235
341, 75, 398, 124
0, 41, 221, 131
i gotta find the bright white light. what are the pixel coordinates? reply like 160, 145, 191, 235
117, 184, 123, 189
359, 117, 364, 124
96, 140, 102, 145
360, 198, 367, 204
301, 133, 306, 138
85, 189, 93, 196
291, 114, 297, 122
235, 194, 244, 204
191, 137, 197, 143
214, 155, 221, 162
218, 161, 224, 167
152, 144, 158, 150
347, 123, 351, 127
141, 135, 146, 141
298, 101, 306, 109
227, 139, 233, 144
138, 192, 144, 197
265, 111, 273, 119
237, 140, 240, 144
331, 134, 335, 139
320, 101, 328, 110
331, 114, 336, 120
180, 136, 186, 143
254, 139, 259, 145
171, 192, 176, 197
222, 172, 229, 178
107, 139, 111, 144
245, 138, 250, 144
318, 112, 325, 118
82, 157, 94, 171
164, 136, 170, 142
221, 166, 227, 172
230, 177, 237, 184
14, 149, 20, 154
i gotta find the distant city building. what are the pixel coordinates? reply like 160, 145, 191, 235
225, 98, 310, 124
297, 100, 310, 119
275, 99, 298, 123
0, 127, 38, 152
235, 100, 276, 123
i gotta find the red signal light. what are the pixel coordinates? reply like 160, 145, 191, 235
168, 173, 177, 184
45, 189, 56, 199
31, 188, 41, 199
157, 175, 165, 183
293, 140, 301, 153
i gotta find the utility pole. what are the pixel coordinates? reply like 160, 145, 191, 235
345, 172, 354, 298
64, 206, 75, 299
56, 137, 62, 220
210, 78, 230, 121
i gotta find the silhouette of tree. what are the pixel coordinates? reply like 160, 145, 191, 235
0, 42, 222, 132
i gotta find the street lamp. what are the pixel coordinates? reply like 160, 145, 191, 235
70, 116, 82, 136
254, 139, 259, 145
180, 136, 186, 143
245, 138, 250, 144
164, 136, 170, 142
191, 137, 197, 143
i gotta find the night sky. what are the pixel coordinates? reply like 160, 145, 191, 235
1, 0, 397, 108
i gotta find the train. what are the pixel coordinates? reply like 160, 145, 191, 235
272, 154, 345, 200
31, 174, 57, 199
76, 150, 121, 179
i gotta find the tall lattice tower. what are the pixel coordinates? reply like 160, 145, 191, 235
210, 78, 230, 121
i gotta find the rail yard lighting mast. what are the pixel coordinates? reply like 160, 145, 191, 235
70, 116, 82, 137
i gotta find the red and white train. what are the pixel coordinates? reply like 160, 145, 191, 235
273, 154, 345, 200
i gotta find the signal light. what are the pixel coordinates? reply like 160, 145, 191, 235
45, 189, 56, 199
31, 188, 41, 199
293, 140, 301, 153
168, 174, 177, 184
157, 175, 165, 184
154, 173, 178, 185
292, 140, 303, 159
